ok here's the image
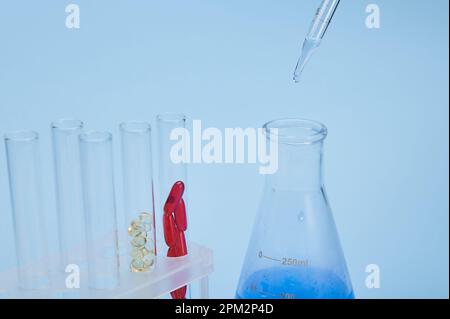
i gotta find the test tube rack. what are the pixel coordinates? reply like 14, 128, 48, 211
0, 242, 213, 299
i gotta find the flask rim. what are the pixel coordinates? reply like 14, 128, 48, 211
263, 118, 327, 145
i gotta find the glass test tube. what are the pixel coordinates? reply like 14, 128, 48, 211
4, 131, 49, 289
157, 113, 190, 299
157, 113, 189, 252
79, 131, 119, 289
120, 121, 156, 272
51, 119, 87, 270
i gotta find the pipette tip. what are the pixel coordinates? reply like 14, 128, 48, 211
292, 58, 306, 84
292, 38, 320, 84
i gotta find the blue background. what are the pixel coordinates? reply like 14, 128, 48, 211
0, 0, 448, 298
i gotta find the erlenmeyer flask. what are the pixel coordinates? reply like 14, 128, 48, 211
236, 118, 354, 299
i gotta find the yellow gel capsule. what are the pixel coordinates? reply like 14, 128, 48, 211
142, 224, 152, 232
131, 219, 143, 230
139, 212, 152, 224
131, 235, 147, 248
143, 255, 155, 267
128, 226, 142, 237
130, 247, 144, 259
130, 258, 148, 272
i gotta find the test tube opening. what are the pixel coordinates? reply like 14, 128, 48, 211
51, 118, 83, 131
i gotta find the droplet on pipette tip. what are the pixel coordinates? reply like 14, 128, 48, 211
292, 38, 320, 83
293, 69, 302, 83
293, 57, 309, 83
293, 53, 309, 83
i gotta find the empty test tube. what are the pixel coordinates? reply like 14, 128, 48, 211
4, 131, 49, 289
52, 119, 87, 271
79, 131, 119, 289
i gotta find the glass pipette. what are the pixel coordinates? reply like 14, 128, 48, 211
293, 0, 340, 83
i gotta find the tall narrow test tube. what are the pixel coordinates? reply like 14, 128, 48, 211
157, 113, 189, 251
51, 119, 86, 270
79, 131, 119, 289
120, 121, 156, 272
157, 113, 190, 299
4, 131, 49, 289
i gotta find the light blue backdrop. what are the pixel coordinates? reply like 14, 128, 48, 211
0, 0, 448, 298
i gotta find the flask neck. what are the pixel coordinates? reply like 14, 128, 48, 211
267, 141, 324, 191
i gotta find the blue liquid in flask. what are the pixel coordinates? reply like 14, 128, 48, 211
236, 119, 354, 300
236, 267, 354, 299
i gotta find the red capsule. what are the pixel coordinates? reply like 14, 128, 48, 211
175, 229, 188, 256
174, 198, 187, 231
163, 213, 177, 247
164, 181, 185, 215
167, 246, 178, 257
170, 285, 187, 299
164, 181, 188, 299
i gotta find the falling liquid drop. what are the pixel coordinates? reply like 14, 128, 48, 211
298, 211, 305, 223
